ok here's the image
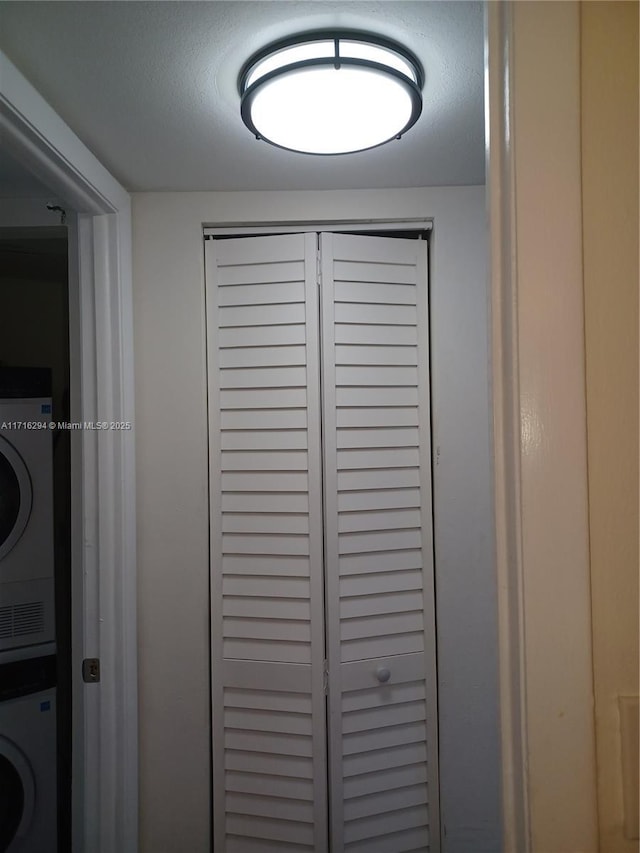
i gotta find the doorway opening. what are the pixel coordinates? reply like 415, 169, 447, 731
0, 226, 72, 851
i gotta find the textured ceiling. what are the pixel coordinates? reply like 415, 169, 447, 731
0, 1, 485, 193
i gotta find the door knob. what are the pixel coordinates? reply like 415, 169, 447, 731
376, 666, 391, 683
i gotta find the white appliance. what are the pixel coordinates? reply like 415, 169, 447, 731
0, 368, 55, 652
0, 645, 57, 853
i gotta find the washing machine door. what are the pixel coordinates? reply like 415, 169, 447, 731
0, 437, 32, 562
0, 738, 35, 853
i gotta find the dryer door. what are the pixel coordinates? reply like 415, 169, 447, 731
0, 437, 32, 562
0, 737, 35, 852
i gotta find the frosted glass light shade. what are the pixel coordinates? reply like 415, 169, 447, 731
239, 32, 423, 155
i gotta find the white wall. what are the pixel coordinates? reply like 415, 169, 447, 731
131, 186, 500, 853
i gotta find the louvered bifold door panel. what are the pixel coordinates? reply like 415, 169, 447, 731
206, 233, 328, 852
320, 233, 440, 853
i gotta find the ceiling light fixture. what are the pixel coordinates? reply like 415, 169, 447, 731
238, 31, 424, 155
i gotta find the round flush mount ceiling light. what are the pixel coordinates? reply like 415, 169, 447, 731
238, 31, 424, 155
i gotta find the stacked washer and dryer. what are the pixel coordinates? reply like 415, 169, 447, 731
0, 367, 57, 853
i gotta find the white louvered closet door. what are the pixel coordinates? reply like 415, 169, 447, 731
207, 230, 439, 853
320, 233, 439, 853
207, 233, 328, 853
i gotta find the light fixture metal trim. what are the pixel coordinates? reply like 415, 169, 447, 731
239, 30, 424, 156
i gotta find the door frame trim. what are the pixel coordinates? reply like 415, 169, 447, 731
485, 5, 530, 849
204, 219, 432, 237
0, 50, 138, 853
486, 3, 598, 849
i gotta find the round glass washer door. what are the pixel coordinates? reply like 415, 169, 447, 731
0, 436, 32, 561
0, 738, 35, 850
